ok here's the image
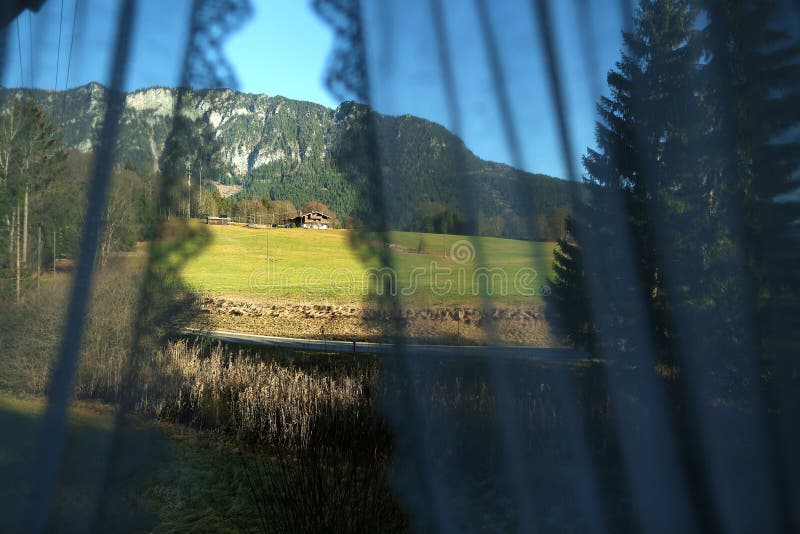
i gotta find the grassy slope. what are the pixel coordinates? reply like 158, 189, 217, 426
177, 224, 555, 306
0, 394, 269, 532
0, 395, 165, 531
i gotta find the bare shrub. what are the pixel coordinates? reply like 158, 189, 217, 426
0, 267, 142, 398
0, 275, 69, 392
244, 446, 407, 533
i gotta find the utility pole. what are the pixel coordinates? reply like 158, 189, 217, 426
53, 229, 56, 276
9, 211, 15, 263
186, 160, 192, 219
37, 225, 41, 289
22, 185, 28, 266
16, 203, 20, 303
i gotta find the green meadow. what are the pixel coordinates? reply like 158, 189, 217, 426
175, 224, 556, 306
0, 395, 164, 531
0, 394, 283, 532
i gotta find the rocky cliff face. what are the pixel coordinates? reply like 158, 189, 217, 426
0, 84, 572, 235
0, 84, 333, 176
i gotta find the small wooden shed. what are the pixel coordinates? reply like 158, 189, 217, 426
206, 215, 229, 225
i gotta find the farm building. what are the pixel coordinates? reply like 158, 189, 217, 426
286, 211, 331, 229
206, 215, 229, 225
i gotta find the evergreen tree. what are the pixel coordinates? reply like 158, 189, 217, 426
698, 1, 800, 367
550, 0, 701, 359
550, 214, 596, 349
552, 0, 800, 377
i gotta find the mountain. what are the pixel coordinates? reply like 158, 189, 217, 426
0, 83, 572, 238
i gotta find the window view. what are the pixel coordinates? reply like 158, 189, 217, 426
0, 0, 798, 532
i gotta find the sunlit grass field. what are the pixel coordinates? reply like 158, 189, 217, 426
175, 223, 555, 306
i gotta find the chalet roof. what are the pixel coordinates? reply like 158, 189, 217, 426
296, 211, 330, 219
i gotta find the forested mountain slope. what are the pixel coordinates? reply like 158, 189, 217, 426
0, 84, 572, 238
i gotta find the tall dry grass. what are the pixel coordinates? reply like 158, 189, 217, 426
0, 266, 589, 458
0, 269, 405, 529
140, 340, 381, 450
0, 267, 383, 451
0, 261, 578, 454
0, 265, 623, 531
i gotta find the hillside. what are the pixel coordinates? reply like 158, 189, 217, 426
177, 226, 554, 305
0, 84, 572, 238
174, 224, 556, 345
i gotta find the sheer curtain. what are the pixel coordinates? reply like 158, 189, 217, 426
1, 0, 798, 531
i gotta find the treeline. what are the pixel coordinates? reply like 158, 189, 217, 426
549, 0, 800, 376
0, 99, 159, 299
200, 192, 342, 228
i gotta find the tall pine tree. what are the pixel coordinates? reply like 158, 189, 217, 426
699, 0, 800, 363
552, 0, 800, 374
550, 0, 702, 361
698, 4, 800, 529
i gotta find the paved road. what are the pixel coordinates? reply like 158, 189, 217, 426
180, 328, 590, 362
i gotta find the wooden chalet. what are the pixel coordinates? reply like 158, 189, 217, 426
287, 211, 331, 229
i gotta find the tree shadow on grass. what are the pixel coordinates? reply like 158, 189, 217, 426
0, 396, 171, 532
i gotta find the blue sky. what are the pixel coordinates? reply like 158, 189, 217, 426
2, 0, 626, 178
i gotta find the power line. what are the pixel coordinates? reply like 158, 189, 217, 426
55, 0, 64, 90
59, 0, 80, 124
15, 17, 24, 86
27, 11, 33, 86
64, 0, 79, 89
